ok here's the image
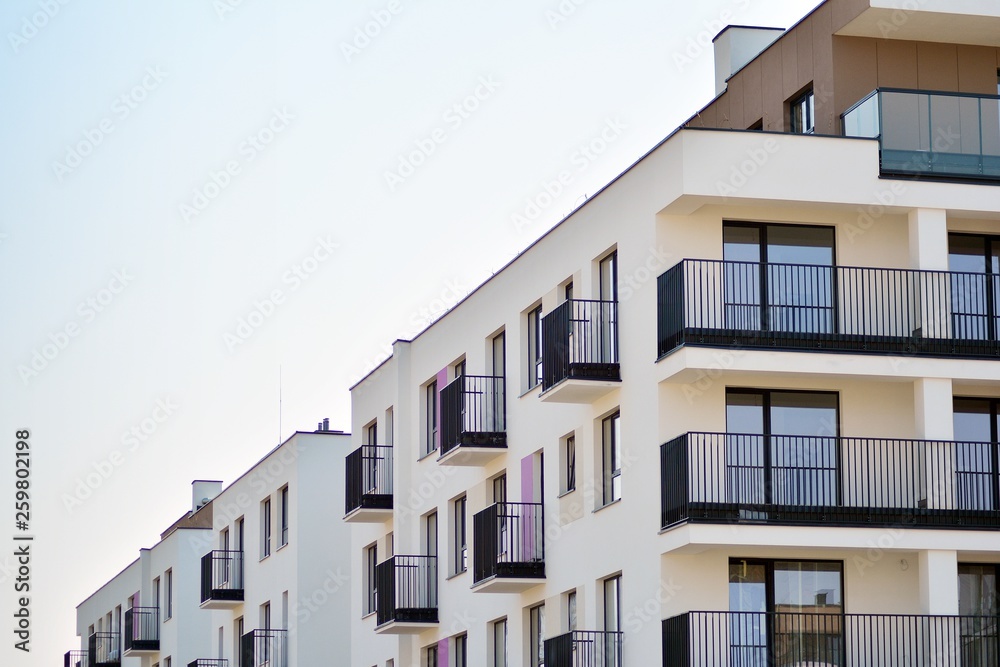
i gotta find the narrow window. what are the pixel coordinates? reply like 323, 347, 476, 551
165, 569, 173, 619
424, 381, 438, 456
453, 496, 467, 574
279, 486, 289, 548
790, 88, 815, 134
563, 435, 576, 493
527, 306, 543, 389
492, 618, 508, 667
602, 412, 622, 505
261, 498, 272, 559
529, 604, 545, 667
365, 543, 378, 614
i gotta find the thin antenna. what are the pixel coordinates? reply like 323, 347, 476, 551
278, 365, 282, 444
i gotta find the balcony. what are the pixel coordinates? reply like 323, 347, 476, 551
439, 375, 507, 465
64, 650, 88, 667
663, 611, 1000, 667
123, 606, 159, 654
661, 432, 1000, 531
472, 502, 545, 592
544, 630, 623, 667
188, 662, 228, 667
240, 629, 286, 667
541, 299, 620, 403
88, 632, 120, 667
344, 443, 393, 522
657, 259, 1000, 361
843, 88, 1000, 183
374, 555, 438, 634
200, 550, 244, 608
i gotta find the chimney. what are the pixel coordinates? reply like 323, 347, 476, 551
713, 25, 784, 95
192, 480, 223, 512
322, 417, 330, 431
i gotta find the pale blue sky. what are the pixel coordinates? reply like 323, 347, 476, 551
0, 0, 818, 663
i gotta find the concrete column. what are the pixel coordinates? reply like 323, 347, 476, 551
918, 549, 959, 614
908, 209, 949, 270
914, 378, 954, 509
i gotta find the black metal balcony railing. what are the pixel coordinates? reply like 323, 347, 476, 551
188, 661, 228, 667
472, 502, 545, 585
375, 555, 438, 627
542, 299, 620, 391
240, 629, 287, 667
657, 259, 1000, 359
664, 611, 1000, 667
440, 375, 506, 455
88, 632, 120, 667
345, 444, 393, 515
201, 550, 244, 604
64, 650, 89, 667
545, 630, 624, 667
843, 88, 1000, 182
123, 606, 159, 652
661, 432, 1000, 530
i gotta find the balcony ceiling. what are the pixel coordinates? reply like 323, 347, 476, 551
838, 2, 1000, 47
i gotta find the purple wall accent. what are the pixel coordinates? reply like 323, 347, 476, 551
436, 368, 448, 450
437, 638, 450, 666
521, 455, 534, 502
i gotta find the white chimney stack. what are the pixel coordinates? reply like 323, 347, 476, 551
713, 25, 784, 95
192, 480, 223, 512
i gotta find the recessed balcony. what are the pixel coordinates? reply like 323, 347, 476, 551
374, 555, 438, 634
657, 259, 1000, 360
663, 611, 999, 667
123, 607, 159, 655
64, 650, 88, 667
344, 444, 393, 522
200, 550, 244, 608
540, 299, 621, 403
438, 375, 506, 465
88, 632, 120, 667
544, 630, 623, 667
240, 629, 286, 667
844, 88, 1000, 183
472, 502, 545, 593
661, 432, 1000, 531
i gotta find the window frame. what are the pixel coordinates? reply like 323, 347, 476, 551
790, 87, 816, 134
364, 543, 378, 615
278, 486, 289, 548
526, 305, 543, 390
424, 380, 439, 456
261, 497, 272, 560
601, 412, 622, 506
452, 496, 467, 575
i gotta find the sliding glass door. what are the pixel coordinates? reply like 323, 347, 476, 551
950, 234, 1000, 341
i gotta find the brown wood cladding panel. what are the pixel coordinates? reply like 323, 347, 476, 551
713, 87, 732, 128
830, 0, 870, 33
761, 47, 784, 130
728, 74, 745, 128
833, 37, 877, 121
781, 30, 799, 100
875, 39, 918, 88
689, 98, 717, 128
916, 42, 959, 92
811, 3, 835, 135
957, 45, 998, 94
742, 59, 764, 129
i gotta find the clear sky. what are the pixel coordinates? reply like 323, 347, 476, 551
0, 0, 819, 663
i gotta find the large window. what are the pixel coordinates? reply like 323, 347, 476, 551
492, 618, 508, 667
261, 498, 272, 559
949, 234, 1000, 341
452, 496, 467, 574
278, 486, 289, 548
529, 604, 545, 667
726, 389, 839, 506
954, 397, 1000, 510
730, 559, 844, 666
602, 412, 622, 505
364, 544, 378, 615
790, 88, 815, 134
723, 222, 835, 334
424, 381, 438, 456
527, 305, 543, 389
959, 564, 999, 667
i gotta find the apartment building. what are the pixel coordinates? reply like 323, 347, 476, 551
69, 481, 218, 667
68, 428, 353, 667
345, 1, 1000, 665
